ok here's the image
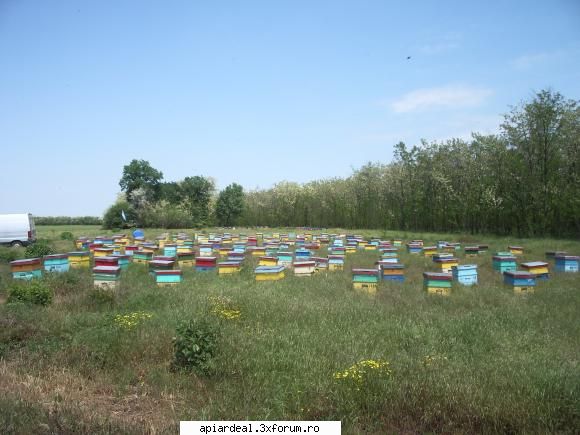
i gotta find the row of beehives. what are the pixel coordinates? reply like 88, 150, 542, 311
8, 234, 578, 290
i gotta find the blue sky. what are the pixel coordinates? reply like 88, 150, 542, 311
1, 0, 579, 216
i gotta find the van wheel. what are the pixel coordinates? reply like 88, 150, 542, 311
11, 241, 23, 248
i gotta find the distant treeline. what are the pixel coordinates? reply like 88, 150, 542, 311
240, 90, 580, 238
35, 216, 103, 225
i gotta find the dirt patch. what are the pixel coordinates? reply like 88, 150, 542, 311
0, 360, 182, 433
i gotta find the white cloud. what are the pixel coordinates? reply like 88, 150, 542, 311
511, 47, 580, 69
390, 85, 493, 113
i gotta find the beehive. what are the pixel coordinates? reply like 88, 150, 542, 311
276, 252, 293, 268
133, 250, 153, 264
545, 250, 566, 260
345, 245, 357, 254
141, 243, 158, 254
378, 263, 405, 282
452, 264, 478, 286
94, 247, 114, 258
423, 272, 452, 296
312, 257, 328, 271
293, 261, 316, 277
363, 243, 377, 251
43, 254, 69, 273
258, 256, 278, 267
328, 246, 346, 255
478, 244, 489, 252
555, 255, 579, 272
163, 244, 177, 257
228, 251, 245, 263
199, 244, 214, 257
508, 246, 524, 255
503, 270, 536, 294
492, 255, 517, 273
379, 256, 398, 264
422, 246, 438, 257
249, 246, 266, 257
328, 254, 345, 271
255, 265, 285, 281
521, 261, 550, 279
195, 256, 217, 272
10, 258, 43, 280
464, 246, 479, 257
294, 248, 312, 260
392, 239, 402, 247
68, 251, 90, 268
125, 245, 139, 256
352, 269, 380, 292
218, 261, 242, 274
148, 259, 175, 275
407, 243, 422, 254
94, 256, 119, 268
177, 251, 196, 267
154, 270, 182, 286
433, 256, 459, 273
111, 254, 130, 270
93, 266, 121, 289
75, 238, 90, 250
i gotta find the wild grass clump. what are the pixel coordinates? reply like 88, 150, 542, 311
23, 240, 54, 258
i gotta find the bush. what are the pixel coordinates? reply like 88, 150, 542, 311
60, 231, 74, 241
103, 201, 135, 230
8, 280, 53, 306
0, 247, 22, 263
23, 240, 54, 258
172, 319, 218, 374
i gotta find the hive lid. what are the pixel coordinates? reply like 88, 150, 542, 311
10, 258, 42, 266
44, 253, 68, 260
423, 272, 453, 280
555, 255, 579, 260
92, 266, 120, 273
154, 270, 182, 275
352, 268, 379, 275
293, 261, 316, 267
503, 270, 535, 278
255, 265, 285, 273
521, 261, 548, 268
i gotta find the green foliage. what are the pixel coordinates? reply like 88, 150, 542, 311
102, 200, 135, 229
180, 176, 215, 227
139, 201, 193, 228
172, 319, 218, 374
119, 159, 164, 206
24, 240, 54, 258
8, 280, 53, 306
60, 231, 74, 241
34, 216, 102, 225
0, 246, 22, 263
215, 183, 245, 227
240, 89, 580, 237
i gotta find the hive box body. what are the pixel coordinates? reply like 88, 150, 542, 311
508, 246, 524, 255
423, 272, 453, 296
503, 271, 536, 289
312, 257, 328, 270
433, 257, 459, 273
464, 246, 480, 256
521, 261, 550, 279
68, 251, 90, 268
10, 259, 43, 278
93, 266, 121, 288
133, 251, 153, 264
218, 261, 242, 274
94, 248, 114, 257
452, 264, 478, 286
407, 243, 422, 254
352, 269, 380, 284
94, 256, 120, 268
111, 254, 130, 270
422, 246, 437, 257
154, 270, 182, 285
258, 256, 278, 267
255, 265, 285, 281
293, 261, 316, 276
379, 263, 405, 282
328, 255, 344, 271
493, 256, 517, 273
195, 256, 217, 272
43, 254, 70, 273
555, 255, 579, 272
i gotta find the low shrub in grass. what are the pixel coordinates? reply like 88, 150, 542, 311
172, 319, 218, 374
24, 240, 54, 258
0, 247, 22, 263
60, 231, 74, 241
8, 280, 53, 306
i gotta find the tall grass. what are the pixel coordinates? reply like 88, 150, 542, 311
0, 226, 578, 433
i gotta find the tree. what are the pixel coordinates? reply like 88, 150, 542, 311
215, 183, 245, 227
103, 200, 136, 229
119, 159, 163, 206
180, 176, 214, 227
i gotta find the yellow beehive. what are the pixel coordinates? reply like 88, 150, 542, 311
251, 247, 266, 257
364, 244, 377, 251
94, 248, 114, 258
513, 286, 534, 295
218, 247, 231, 257
353, 282, 378, 293
218, 262, 242, 274
422, 246, 438, 257
509, 246, 524, 255
68, 252, 90, 268
255, 270, 285, 281
258, 256, 278, 266
345, 246, 357, 254
142, 246, 157, 254
426, 287, 451, 296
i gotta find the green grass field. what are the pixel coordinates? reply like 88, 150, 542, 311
1, 226, 579, 434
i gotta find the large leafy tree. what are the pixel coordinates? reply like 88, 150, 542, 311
215, 183, 245, 227
180, 176, 214, 227
119, 159, 164, 206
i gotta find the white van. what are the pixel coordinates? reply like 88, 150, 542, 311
0, 213, 37, 247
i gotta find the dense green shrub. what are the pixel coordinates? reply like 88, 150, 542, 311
60, 231, 74, 241
172, 319, 218, 374
103, 200, 135, 230
8, 280, 53, 306
0, 247, 22, 263
24, 240, 54, 258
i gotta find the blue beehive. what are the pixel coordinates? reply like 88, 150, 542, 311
555, 255, 579, 272
493, 254, 517, 273
294, 248, 312, 260
503, 270, 536, 292
451, 264, 478, 286
43, 254, 70, 273
163, 244, 177, 257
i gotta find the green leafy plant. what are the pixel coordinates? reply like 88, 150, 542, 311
8, 280, 53, 306
172, 319, 218, 374
60, 231, 74, 241
24, 240, 54, 258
